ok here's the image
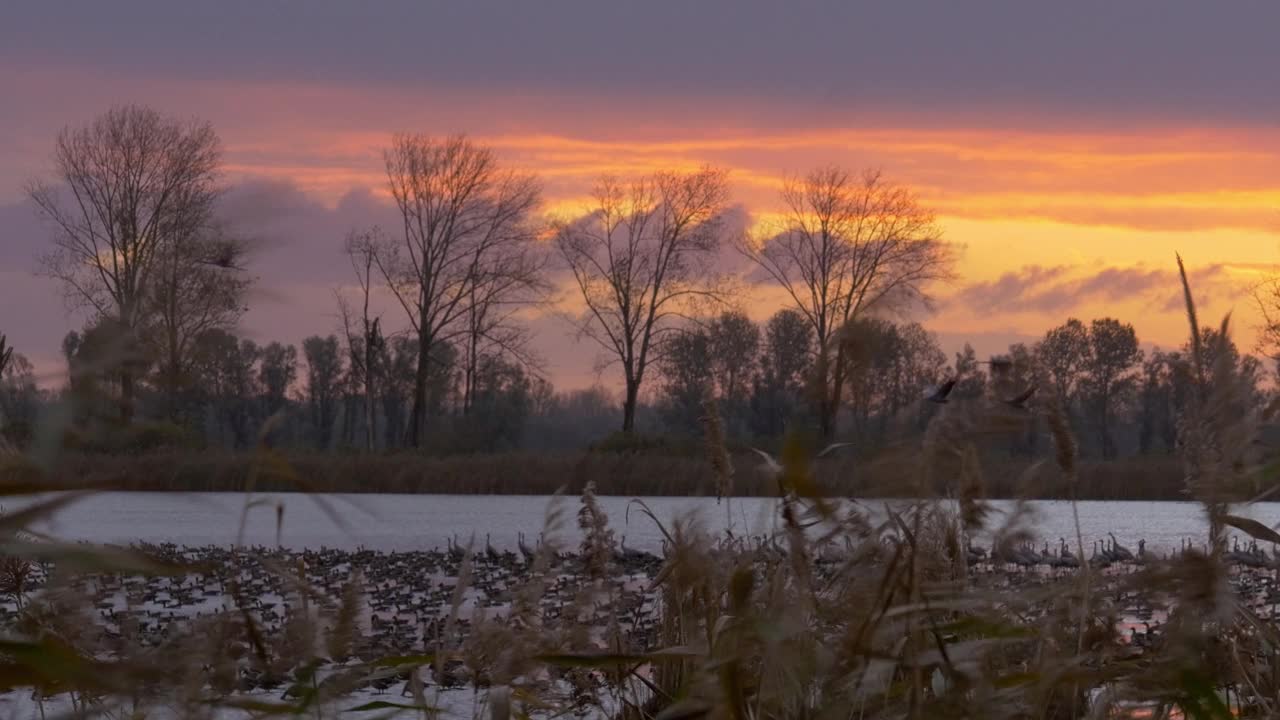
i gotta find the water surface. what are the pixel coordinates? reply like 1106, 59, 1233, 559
15, 492, 1274, 556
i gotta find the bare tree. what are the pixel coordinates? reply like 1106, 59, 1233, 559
28, 105, 221, 422
1036, 318, 1089, 413
737, 167, 951, 439
302, 335, 344, 449
458, 204, 550, 416
338, 228, 384, 451
0, 336, 12, 380
0, 335, 14, 445
1253, 276, 1280, 365
706, 310, 759, 409
555, 167, 731, 432
372, 134, 542, 447
148, 229, 251, 421
1080, 318, 1143, 460
258, 341, 297, 418
752, 309, 814, 438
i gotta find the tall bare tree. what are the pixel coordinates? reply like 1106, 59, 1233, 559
1252, 276, 1280, 365
338, 228, 384, 450
0, 335, 14, 446
737, 167, 951, 439
0, 336, 12, 380
372, 134, 542, 447
28, 105, 221, 422
458, 206, 549, 416
149, 229, 251, 421
555, 168, 731, 432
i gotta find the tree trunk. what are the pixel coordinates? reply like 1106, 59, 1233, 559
1099, 403, 1114, 460
165, 363, 181, 423
818, 345, 845, 441
364, 339, 375, 451
120, 368, 136, 424
622, 378, 640, 433
408, 327, 434, 448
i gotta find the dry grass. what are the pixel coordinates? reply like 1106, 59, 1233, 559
0, 260, 1277, 718
16, 449, 1190, 500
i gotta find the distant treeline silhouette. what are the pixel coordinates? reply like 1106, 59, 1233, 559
2, 104, 1279, 493
0, 309, 1269, 472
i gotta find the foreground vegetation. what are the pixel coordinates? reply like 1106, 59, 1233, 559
0, 262, 1277, 718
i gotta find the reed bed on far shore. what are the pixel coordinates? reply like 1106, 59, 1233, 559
3, 449, 1189, 500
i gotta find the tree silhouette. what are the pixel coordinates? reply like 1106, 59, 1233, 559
737, 167, 951, 439
373, 134, 541, 447
303, 335, 344, 450
29, 105, 222, 423
1081, 318, 1143, 460
555, 167, 731, 433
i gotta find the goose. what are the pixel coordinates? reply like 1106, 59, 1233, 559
1109, 533, 1135, 563
1002, 385, 1037, 409
485, 534, 501, 564
446, 536, 466, 563
1054, 538, 1079, 568
517, 532, 536, 563
748, 443, 855, 479
980, 357, 1014, 373
924, 379, 957, 404
749, 448, 784, 478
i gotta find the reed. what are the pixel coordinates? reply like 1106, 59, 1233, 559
0, 258, 1275, 718
15, 449, 1192, 499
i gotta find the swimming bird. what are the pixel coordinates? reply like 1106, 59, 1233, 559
924, 379, 957, 404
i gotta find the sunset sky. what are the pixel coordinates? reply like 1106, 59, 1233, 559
3, 1, 1280, 390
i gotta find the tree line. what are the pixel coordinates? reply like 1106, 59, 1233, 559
0, 307, 1269, 463
2, 104, 1277, 460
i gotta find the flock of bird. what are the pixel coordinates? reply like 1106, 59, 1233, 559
976, 534, 1144, 570
0, 538, 663, 694
6, 527, 1280, 703
745, 375, 1037, 479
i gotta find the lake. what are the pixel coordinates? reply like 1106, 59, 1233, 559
13, 492, 1278, 555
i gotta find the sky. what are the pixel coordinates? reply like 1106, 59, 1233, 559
2, 1, 1280, 390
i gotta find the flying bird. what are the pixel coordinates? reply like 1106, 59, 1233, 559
197, 240, 244, 270
1003, 385, 1037, 409
924, 379, 957, 404
980, 358, 1014, 373
749, 443, 855, 478
815, 442, 855, 459
749, 447, 784, 478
